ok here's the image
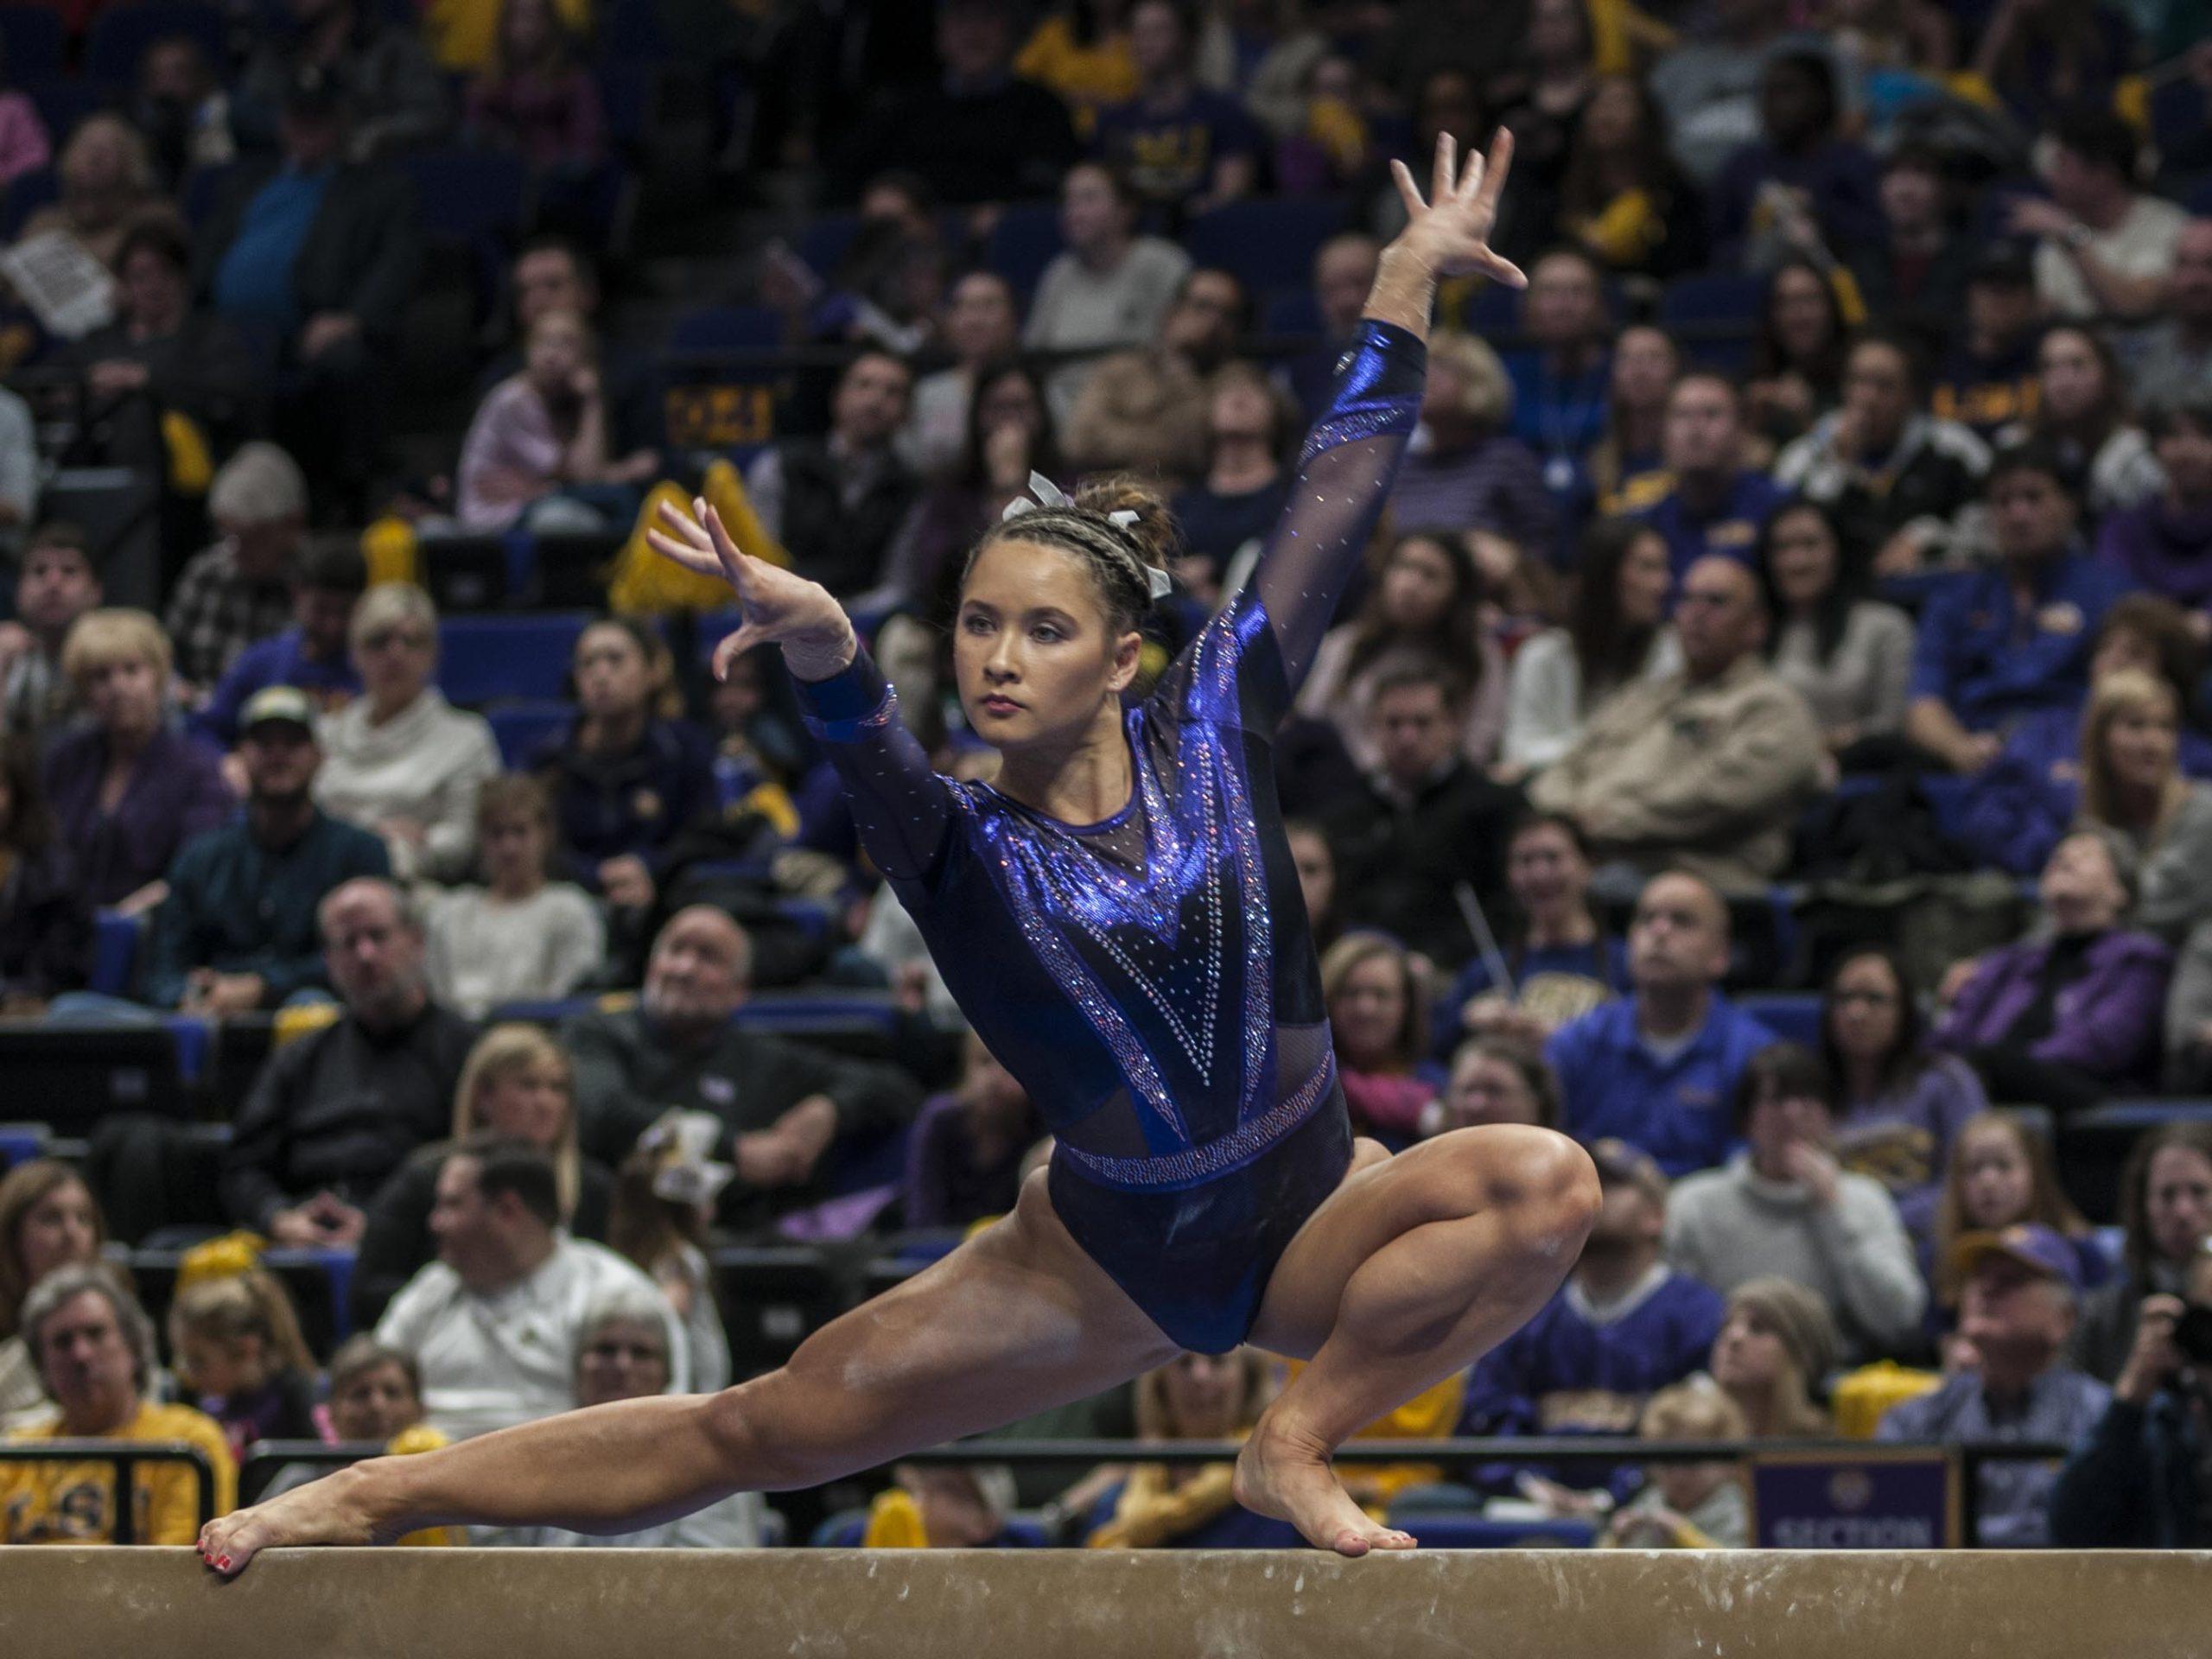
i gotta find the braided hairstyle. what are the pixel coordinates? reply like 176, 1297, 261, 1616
963, 475, 1179, 639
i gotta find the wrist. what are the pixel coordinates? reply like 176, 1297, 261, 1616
1378, 237, 1442, 286
783, 624, 860, 683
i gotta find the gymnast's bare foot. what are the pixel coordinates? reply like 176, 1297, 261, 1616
198, 1465, 387, 1578
1233, 1419, 1414, 1557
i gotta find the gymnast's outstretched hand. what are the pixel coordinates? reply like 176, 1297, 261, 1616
646, 496, 858, 683
1387, 126, 1525, 287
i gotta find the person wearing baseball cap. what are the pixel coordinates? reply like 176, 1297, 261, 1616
1875, 1221, 2111, 1546
141, 683, 389, 1013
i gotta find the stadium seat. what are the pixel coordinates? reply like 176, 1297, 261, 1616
1262, 286, 1322, 336
1180, 197, 1348, 294
1657, 271, 1766, 329
982, 200, 1065, 296
797, 211, 861, 279
92, 909, 140, 997
487, 700, 575, 768
84, 1, 227, 84
397, 147, 530, 245
710, 1243, 849, 1378
418, 533, 512, 613
0, 1025, 188, 1138
0, 8, 64, 81
0, 1122, 48, 1173
667, 305, 786, 355
1398, 1512, 1598, 1548
1738, 993, 1822, 1049
435, 613, 591, 706
2059, 1098, 2212, 1218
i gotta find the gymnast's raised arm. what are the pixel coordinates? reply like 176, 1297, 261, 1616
1247, 129, 1525, 702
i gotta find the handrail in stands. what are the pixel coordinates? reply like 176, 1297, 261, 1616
0, 1440, 219, 1542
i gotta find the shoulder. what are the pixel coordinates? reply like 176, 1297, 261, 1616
1666, 1167, 1734, 1211
2097, 929, 2174, 970
137, 1402, 233, 1459
564, 1237, 661, 1295
1848, 600, 1914, 641
318, 813, 393, 869
380, 1260, 463, 1329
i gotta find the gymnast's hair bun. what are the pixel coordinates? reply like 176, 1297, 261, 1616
1073, 474, 1182, 573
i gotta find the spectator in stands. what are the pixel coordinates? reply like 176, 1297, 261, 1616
604, 1129, 730, 1395
1710, 50, 1881, 271
1389, 329, 1554, 552
1319, 931, 1439, 1144
1086, 1349, 1276, 1547
2010, 105, 2183, 325
257, 1338, 458, 1546
1929, 1113, 2103, 1314
1970, 0, 2135, 130
2050, 1239, 2212, 1548
221, 876, 476, 1243
1094, 0, 1258, 218
1025, 161, 1191, 397
164, 443, 309, 695
0, 37, 47, 188
141, 698, 385, 1009
2127, 218, 2212, 413
41, 608, 231, 912
2075, 672, 2212, 939
840, 0, 1077, 206
0, 734, 89, 1012
1758, 499, 1914, 764
1646, 0, 1786, 186
1822, 948, 1988, 1244
1853, 144, 1973, 329
744, 348, 918, 599
0, 1266, 234, 1543
1419, 1038, 1562, 1138
1509, 247, 1611, 467
0, 524, 101, 741
1169, 361, 1294, 588
423, 777, 603, 1020
1743, 259, 1850, 448
1555, 76, 1704, 282
531, 617, 715, 912
1936, 828, 2172, 1110
1544, 871, 1777, 1176
1776, 330, 1991, 577
564, 906, 918, 1228
1877, 1225, 2109, 1547
1062, 266, 1243, 478
2074, 1123, 2212, 1382
132, 35, 234, 191
0, 1160, 105, 1430
353, 1022, 613, 1330
1707, 1276, 1835, 1438
314, 585, 499, 884
463, 0, 603, 172
903, 271, 1022, 481
200, 69, 423, 520
1904, 446, 2122, 771
1666, 1044, 1926, 1363
1281, 232, 1380, 420
237, 0, 448, 160
1437, 812, 1628, 1059
456, 308, 648, 533
65, 219, 259, 469
1599, 1382, 1748, 1548
1300, 529, 1504, 773
194, 535, 365, 746
2100, 391, 2212, 615
167, 1268, 321, 1461
2003, 324, 2162, 527
1530, 555, 1822, 890
1319, 664, 1519, 969
1278, 817, 1342, 957
18, 114, 172, 273
1501, 519, 1678, 776
1014, 0, 1138, 135
1635, 373, 1785, 577
1465, 1138, 1724, 1441
1932, 242, 2044, 440
376, 1138, 686, 1441
903, 1029, 1043, 1230
510, 1289, 764, 1548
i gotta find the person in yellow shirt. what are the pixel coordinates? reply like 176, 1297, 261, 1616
1, 1265, 236, 1544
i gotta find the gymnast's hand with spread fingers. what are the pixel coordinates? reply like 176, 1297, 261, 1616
646, 497, 858, 684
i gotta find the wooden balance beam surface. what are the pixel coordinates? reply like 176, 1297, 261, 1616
3, 1548, 2206, 1658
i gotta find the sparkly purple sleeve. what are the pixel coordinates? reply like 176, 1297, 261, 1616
1251, 319, 1427, 699
791, 649, 953, 884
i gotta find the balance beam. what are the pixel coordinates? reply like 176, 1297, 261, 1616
3, 1548, 2204, 1658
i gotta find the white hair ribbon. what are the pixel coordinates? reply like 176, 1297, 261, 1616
1000, 475, 1173, 600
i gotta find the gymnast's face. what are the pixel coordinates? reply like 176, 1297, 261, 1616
955, 539, 1141, 756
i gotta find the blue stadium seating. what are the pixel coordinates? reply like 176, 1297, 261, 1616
92, 910, 140, 998
1181, 196, 1349, 293
0, 1122, 48, 1172
397, 147, 530, 245
1738, 993, 1822, 1049
1398, 1512, 1598, 1548
797, 211, 860, 279
982, 200, 1065, 296
85, 1, 227, 84
0, 7, 65, 81
1262, 286, 1322, 336
1657, 270, 1766, 329
667, 305, 786, 355
435, 613, 591, 706
486, 700, 575, 768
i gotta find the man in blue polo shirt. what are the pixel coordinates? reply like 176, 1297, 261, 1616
1904, 442, 2128, 773
1546, 871, 1777, 1176
196, 535, 366, 745
1634, 374, 1784, 577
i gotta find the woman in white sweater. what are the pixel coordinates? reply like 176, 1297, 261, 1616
1500, 518, 1678, 776
423, 774, 605, 1018
315, 584, 500, 883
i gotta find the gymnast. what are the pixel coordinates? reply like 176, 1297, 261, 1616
198, 130, 1599, 1572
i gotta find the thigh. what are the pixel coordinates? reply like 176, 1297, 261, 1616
751, 1168, 1184, 1471
1243, 1125, 1555, 1361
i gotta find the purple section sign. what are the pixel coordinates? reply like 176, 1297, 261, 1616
1747, 1451, 1959, 1549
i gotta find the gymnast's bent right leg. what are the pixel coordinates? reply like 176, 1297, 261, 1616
198, 1170, 1183, 1573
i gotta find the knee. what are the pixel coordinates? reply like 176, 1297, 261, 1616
1483, 1126, 1602, 1248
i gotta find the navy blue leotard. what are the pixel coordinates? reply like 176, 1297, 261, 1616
794, 321, 1427, 1352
